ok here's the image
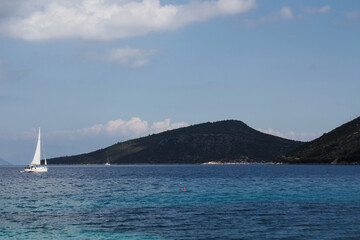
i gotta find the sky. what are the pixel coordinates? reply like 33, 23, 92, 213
0, 0, 359, 165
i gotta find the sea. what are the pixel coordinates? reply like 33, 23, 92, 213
1, 164, 360, 240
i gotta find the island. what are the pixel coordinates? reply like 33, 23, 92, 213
47, 120, 302, 165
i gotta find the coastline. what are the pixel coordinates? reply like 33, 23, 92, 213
201, 161, 282, 165
44, 161, 360, 166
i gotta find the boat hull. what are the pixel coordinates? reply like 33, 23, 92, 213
23, 165, 48, 173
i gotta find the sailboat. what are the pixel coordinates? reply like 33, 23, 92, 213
105, 157, 111, 166
23, 128, 48, 173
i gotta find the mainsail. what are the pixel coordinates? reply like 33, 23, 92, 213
30, 128, 41, 166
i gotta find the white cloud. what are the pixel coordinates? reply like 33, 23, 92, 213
0, 0, 256, 41
279, 6, 293, 19
257, 128, 321, 142
305, 5, 331, 15
244, 4, 333, 26
95, 46, 159, 68
244, 5, 293, 26
151, 118, 189, 133
344, 10, 360, 19
104, 118, 149, 135
47, 117, 189, 140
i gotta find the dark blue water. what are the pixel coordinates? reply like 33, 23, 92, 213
1, 165, 360, 239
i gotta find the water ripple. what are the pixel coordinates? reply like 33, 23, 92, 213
1, 165, 360, 239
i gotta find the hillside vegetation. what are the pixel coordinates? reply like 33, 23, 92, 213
48, 120, 302, 165
278, 116, 360, 164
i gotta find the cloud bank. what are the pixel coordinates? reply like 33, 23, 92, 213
48, 117, 189, 140
0, 0, 256, 41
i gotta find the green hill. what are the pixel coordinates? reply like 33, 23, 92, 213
277, 116, 360, 164
47, 120, 302, 165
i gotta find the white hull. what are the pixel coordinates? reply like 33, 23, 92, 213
24, 165, 48, 172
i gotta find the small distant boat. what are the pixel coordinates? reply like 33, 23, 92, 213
105, 157, 111, 166
23, 128, 48, 173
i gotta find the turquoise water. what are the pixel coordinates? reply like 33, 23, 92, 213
1, 165, 360, 239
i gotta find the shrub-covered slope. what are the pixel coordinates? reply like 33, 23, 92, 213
278, 116, 360, 164
48, 120, 302, 165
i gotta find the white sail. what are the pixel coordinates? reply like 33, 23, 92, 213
22, 127, 48, 172
30, 128, 41, 166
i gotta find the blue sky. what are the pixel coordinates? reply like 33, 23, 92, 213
0, 0, 359, 165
